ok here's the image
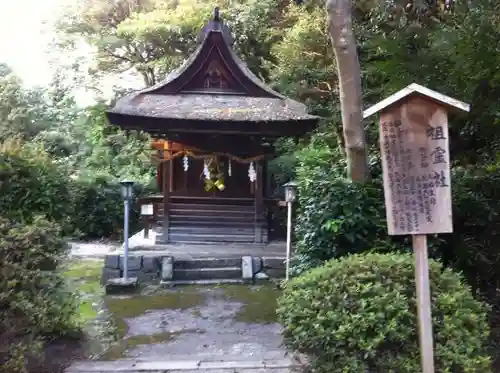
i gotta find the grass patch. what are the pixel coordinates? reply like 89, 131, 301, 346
63, 259, 103, 323
220, 284, 280, 324
104, 288, 205, 338
64, 260, 102, 281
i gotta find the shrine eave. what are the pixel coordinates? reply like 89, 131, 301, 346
105, 110, 318, 138
106, 93, 319, 132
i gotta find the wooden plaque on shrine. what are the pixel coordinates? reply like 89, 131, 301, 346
364, 84, 470, 236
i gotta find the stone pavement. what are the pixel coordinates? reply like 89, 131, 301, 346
65, 283, 305, 373
66, 358, 300, 372
69, 241, 120, 259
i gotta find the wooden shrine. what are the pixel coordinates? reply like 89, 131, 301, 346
106, 8, 320, 244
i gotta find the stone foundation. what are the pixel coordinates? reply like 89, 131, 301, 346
100, 254, 286, 285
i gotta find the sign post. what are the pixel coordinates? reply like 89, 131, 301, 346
363, 83, 470, 373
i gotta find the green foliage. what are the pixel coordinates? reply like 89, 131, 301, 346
442, 166, 500, 296
0, 71, 51, 141
0, 216, 80, 373
0, 136, 152, 240
293, 147, 500, 301
278, 253, 491, 373
293, 144, 401, 274
69, 176, 151, 239
76, 103, 155, 185
0, 139, 72, 225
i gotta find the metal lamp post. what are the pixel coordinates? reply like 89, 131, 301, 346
120, 180, 135, 281
283, 181, 297, 281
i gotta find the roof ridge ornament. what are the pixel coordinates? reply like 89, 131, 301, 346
197, 7, 233, 45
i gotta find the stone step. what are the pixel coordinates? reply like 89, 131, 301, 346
174, 267, 242, 281
66, 359, 299, 373
174, 257, 242, 270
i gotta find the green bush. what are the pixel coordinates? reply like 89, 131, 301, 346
443, 166, 500, 296
293, 145, 401, 274
278, 253, 491, 373
68, 175, 153, 239
0, 139, 72, 225
0, 216, 80, 373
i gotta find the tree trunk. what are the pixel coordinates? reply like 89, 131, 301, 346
326, 0, 370, 182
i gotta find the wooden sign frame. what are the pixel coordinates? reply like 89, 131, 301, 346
364, 83, 470, 373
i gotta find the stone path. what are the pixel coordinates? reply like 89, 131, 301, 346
65, 244, 304, 373
69, 241, 120, 259
67, 285, 302, 372
117, 288, 285, 362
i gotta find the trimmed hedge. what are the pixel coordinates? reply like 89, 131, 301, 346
278, 253, 491, 373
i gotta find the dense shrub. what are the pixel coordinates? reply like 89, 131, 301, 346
68, 175, 151, 239
293, 145, 402, 274
0, 139, 71, 225
442, 166, 500, 296
293, 144, 500, 300
0, 216, 80, 373
278, 253, 491, 373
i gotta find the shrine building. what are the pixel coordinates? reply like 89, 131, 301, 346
106, 8, 320, 245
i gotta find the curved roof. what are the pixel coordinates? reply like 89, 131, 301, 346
106, 7, 319, 137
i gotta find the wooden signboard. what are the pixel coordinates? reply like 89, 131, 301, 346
140, 204, 154, 216
364, 83, 470, 373
379, 97, 453, 235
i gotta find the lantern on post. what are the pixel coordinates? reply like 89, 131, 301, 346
284, 181, 297, 204
283, 181, 298, 281
120, 180, 135, 281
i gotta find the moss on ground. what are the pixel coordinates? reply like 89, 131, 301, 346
62, 266, 281, 361
100, 332, 174, 360
104, 288, 205, 338
63, 259, 103, 322
219, 284, 280, 324
100, 329, 205, 361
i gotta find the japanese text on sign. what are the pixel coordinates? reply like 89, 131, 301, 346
379, 99, 453, 235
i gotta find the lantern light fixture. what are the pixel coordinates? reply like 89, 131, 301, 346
284, 181, 298, 203
120, 180, 135, 200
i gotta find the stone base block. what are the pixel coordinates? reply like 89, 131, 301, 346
100, 268, 121, 286
241, 256, 253, 280
119, 256, 142, 271
162, 256, 174, 281
105, 277, 139, 295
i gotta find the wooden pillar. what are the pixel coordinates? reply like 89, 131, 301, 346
157, 151, 163, 192
254, 161, 264, 243
162, 159, 171, 243
264, 159, 273, 241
